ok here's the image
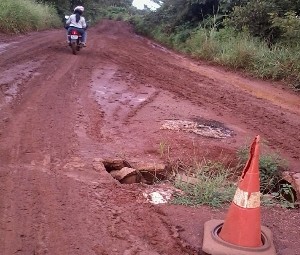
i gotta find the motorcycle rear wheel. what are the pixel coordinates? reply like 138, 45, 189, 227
71, 42, 77, 55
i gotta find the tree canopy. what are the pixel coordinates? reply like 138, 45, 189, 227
141, 0, 300, 43
38, 0, 133, 17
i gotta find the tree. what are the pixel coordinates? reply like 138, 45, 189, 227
225, 0, 300, 43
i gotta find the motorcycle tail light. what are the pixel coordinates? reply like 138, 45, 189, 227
70, 30, 78, 35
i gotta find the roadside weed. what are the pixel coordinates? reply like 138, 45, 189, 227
172, 160, 236, 207
237, 141, 297, 209
158, 141, 170, 158
237, 142, 287, 193
165, 140, 297, 209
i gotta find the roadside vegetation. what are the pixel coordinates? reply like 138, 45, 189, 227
129, 0, 300, 91
161, 141, 298, 209
37, 0, 133, 26
0, 0, 61, 33
172, 160, 236, 207
0, 0, 133, 34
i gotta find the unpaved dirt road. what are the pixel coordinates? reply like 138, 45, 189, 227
0, 20, 299, 255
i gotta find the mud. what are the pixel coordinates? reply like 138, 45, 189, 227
0, 20, 299, 255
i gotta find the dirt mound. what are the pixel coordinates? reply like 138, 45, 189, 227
95, 19, 134, 37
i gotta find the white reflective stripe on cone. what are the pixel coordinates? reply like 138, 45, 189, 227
233, 188, 260, 208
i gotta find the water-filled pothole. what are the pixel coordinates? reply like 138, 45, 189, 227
103, 159, 168, 184
161, 118, 233, 139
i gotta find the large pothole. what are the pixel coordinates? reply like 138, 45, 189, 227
103, 159, 168, 184
278, 180, 298, 203
161, 118, 233, 139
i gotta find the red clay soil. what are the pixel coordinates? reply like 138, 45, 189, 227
0, 20, 299, 255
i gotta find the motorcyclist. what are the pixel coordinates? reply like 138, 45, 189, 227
66, 6, 87, 46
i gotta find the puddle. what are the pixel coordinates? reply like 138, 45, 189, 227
0, 61, 41, 107
91, 67, 156, 127
161, 118, 233, 139
0, 43, 13, 54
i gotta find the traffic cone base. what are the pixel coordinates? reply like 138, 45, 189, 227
202, 220, 276, 255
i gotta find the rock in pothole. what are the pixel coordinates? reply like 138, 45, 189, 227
103, 159, 168, 184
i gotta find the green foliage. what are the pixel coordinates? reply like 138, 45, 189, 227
0, 0, 60, 33
249, 44, 300, 90
97, 6, 130, 21
160, 139, 296, 209
37, 0, 134, 24
276, 183, 297, 208
139, 0, 300, 43
141, 0, 221, 33
262, 183, 298, 209
38, 0, 69, 17
271, 12, 300, 45
225, 0, 278, 40
172, 160, 236, 207
237, 142, 287, 193
137, 18, 300, 89
183, 26, 259, 69
223, 0, 300, 43
129, 15, 148, 34
235, 141, 298, 209
133, 0, 300, 89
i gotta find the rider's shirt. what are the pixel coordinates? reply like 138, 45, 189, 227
66, 14, 86, 29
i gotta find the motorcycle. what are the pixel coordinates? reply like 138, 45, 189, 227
65, 15, 88, 55
68, 28, 84, 55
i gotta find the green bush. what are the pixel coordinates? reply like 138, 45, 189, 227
271, 12, 300, 46
129, 15, 147, 34
224, 0, 278, 41
0, 0, 60, 33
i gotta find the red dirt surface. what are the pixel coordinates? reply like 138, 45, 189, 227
0, 20, 299, 255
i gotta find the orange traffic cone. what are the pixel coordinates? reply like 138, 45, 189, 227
219, 135, 261, 247
202, 135, 276, 255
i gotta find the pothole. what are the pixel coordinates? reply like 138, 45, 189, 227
276, 179, 298, 204
262, 179, 298, 208
161, 118, 233, 139
103, 159, 168, 184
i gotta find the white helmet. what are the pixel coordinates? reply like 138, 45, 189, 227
74, 6, 84, 12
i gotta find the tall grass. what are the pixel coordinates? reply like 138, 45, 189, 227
136, 21, 300, 90
0, 0, 60, 33
183, 26, 300, 89
172, 160, 236, 207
